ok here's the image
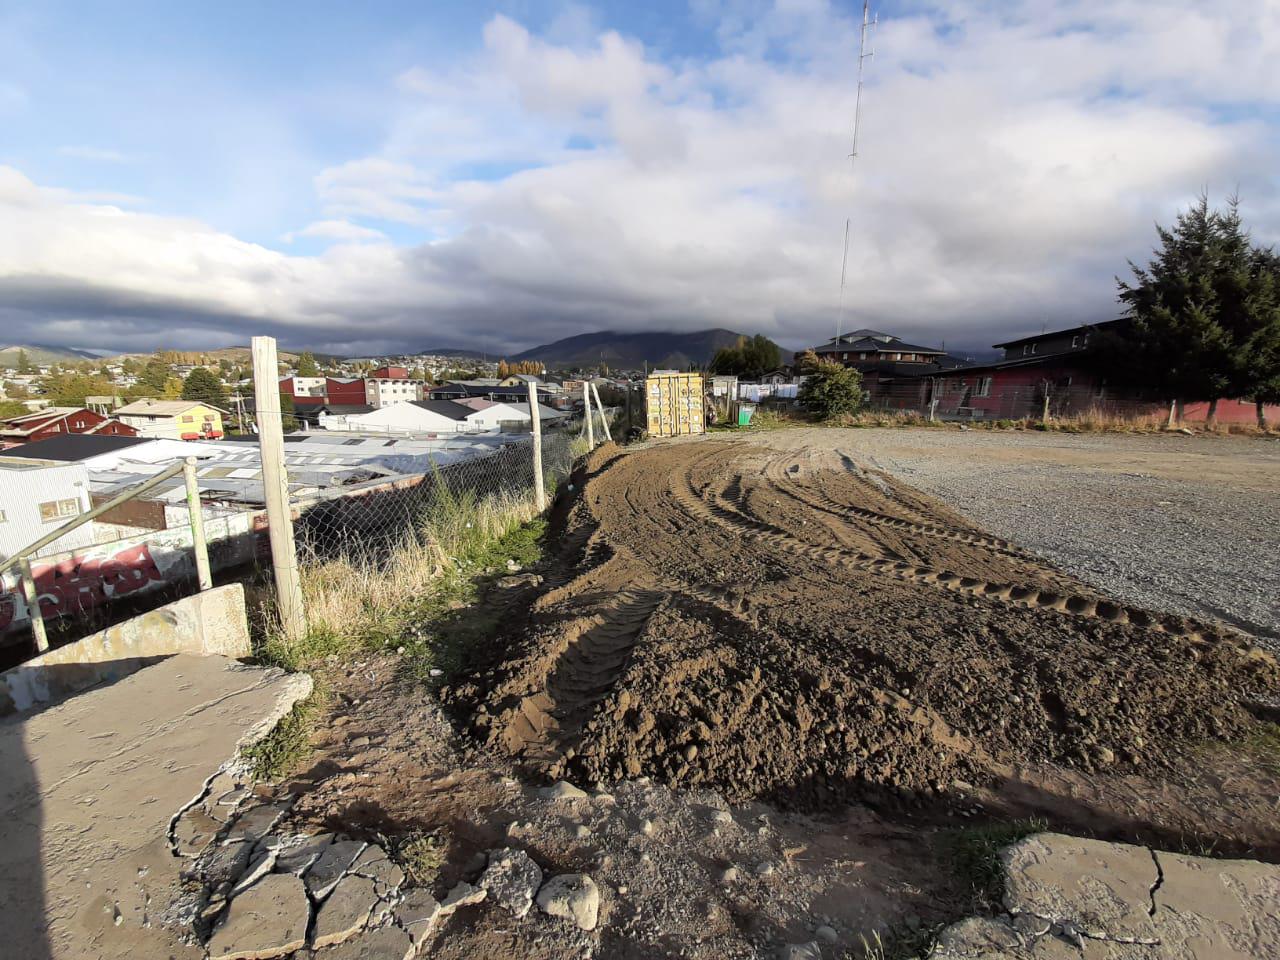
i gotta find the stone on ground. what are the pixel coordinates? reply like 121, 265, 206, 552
479, 847, 543, 918
206, 873, 309, 960
395, 888, 442, 949
274, 832, 333, 875
311, 874, 380, 949
536, 873, 600, 931
224, 800, 292, 844
349, 843, 406, 893
540, 780, 590, 801
438, 881, 487, 916
319, 924, 415, 960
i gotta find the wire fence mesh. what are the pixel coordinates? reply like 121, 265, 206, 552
291, 428, 580, 565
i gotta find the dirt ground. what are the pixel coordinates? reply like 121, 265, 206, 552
284, 431, 1280, 958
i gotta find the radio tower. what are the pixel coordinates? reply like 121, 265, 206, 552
835, 1, 877, 346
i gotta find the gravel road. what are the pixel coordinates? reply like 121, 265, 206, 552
761, 428, 1280, 646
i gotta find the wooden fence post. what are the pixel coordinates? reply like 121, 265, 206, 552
183, 457, 213, 591
252, 336, 307, 643
591, 382, 613, 443
583, 381, 595, 450
527, 380, 546, 512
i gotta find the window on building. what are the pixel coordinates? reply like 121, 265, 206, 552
39, 498, 81, 523
1071, 336, 1080, 348
975, 377, 993, 397
182, 414, 194, 423
893, 352, 902, 360
841, 352, 848, 360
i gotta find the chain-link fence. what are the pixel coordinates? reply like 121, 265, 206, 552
291, 428, 579, 565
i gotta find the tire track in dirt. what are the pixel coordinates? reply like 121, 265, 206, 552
672, 447, 1240, 648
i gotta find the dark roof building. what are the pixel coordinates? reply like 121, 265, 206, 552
0, 433, 149, 462
812, 329, 948, 366
408, 399, 474, 421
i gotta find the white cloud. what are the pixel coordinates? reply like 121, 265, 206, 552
56, 145, 132, 163
2, 1, 1278, 355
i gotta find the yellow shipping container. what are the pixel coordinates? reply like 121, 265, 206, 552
645, 371, 705, 438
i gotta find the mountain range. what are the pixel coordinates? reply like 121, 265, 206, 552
0, 343, 102, 365
509, 328, 784, 371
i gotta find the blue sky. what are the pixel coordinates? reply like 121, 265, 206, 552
2, 1, 1278, 356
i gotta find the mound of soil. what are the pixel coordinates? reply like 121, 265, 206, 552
450, 440, 1279, 810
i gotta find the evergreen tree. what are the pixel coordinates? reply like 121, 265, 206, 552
708, 335, 783, 378
797, 361, 864, 418
181, 367, 227, 406
140, 357, 172, 393
16, 348, 32, 374
296, 351, 320, 377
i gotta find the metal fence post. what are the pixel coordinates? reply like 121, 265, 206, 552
591, 382, 613, 443
527, 381, 546, 512
19, 557, 47, 653
583, 381, 595, 450
252, 336, 307, 643
183, 456, 213, 591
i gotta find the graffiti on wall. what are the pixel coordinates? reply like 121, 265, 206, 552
0, 543, 171, 631
0, 511, 259, 634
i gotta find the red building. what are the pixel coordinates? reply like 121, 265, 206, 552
0, 407, 138, 446
324, 377, 368, 405
929, 321, 1280, 423
809, 329, 968, 408
370, 365, 408, 379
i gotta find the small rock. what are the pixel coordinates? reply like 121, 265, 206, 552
536, 874, 600, 931
541, 781, 590, 801
779, 943, 821, 960
206, 874, 309, 960
719, 866, 739, 883
574, 824, 592, 840
814, 925, 838, 944
641, 819, 655, 836
479, 848, 543, 918
754, 861, 775, 876
1095, 746, 1116, 765
349, 736, 371, 749
311, 874, 379, 949
710, 809, 733, 824
189, 840, 253, 886
438, 881, 487, 916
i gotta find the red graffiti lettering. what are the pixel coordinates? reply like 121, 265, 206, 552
24, 544, 165, 621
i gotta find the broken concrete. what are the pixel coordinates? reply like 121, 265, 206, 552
311, 874, 379, 949
206, 873, 310, 960
274, 832, 333, 875
395, 889, 442, 950
305, 839, 367, 900
934, 833, 1280, 959
318, 924, 415, 960
0, 653, 310, 960
479, 847, 543, 918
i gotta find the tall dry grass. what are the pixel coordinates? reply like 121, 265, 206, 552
257, 486, 542, 672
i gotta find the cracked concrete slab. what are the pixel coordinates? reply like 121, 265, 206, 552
0, 654, 311, 960
935, 833, 1280, 959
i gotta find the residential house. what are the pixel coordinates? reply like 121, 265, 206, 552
808, 329, 966, 408
365, 378, 426, 409
0, 461, 95, 560
370, 365, 409, 379
929, 320, 1280, 422
321, 399, 479, 434
279, 376, 327, 398
452, 398, 568, 431
0, 407, 138, 447
324, 377, 367, 405
115, 399, 228, 440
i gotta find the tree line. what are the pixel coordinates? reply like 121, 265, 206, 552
1107, 194, 1280, 427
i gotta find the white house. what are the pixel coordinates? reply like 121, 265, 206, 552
364, 378, 427, 409
321, 399, 481, 434
456, 401, 567, 432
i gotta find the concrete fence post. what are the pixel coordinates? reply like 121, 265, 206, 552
252, 336, 307, 643
591, 382, 613, 443
19, 557, 47, 653
527, 380, 546, 512
183, 456, 213, 592
583, 381, 595, 450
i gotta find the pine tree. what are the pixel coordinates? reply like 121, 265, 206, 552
16, 349, 32, 374
181, 367, 227, 406
296, 351, 320, 377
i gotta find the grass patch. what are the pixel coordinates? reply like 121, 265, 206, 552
241, 690, 324, 779
392, 829, 448, 887
940, 818, 1049, 912
255, 486, 547, 676
1240, 723, 1280, 777
851, 924, 944, 960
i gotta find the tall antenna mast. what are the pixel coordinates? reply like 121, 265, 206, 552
835, 0, 877, 346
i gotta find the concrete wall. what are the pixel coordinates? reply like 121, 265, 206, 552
0, 583, 250, 716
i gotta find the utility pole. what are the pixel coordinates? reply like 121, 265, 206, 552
835, 0, 877, 345
252, 336, 306, 643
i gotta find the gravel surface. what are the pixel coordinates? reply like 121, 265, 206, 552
791, 428, 1280, 645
